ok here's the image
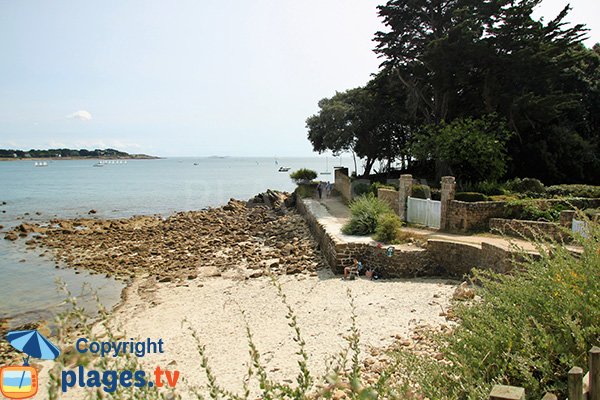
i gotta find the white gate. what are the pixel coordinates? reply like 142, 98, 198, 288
572, 219, 589, 238
407, 197, 441, 229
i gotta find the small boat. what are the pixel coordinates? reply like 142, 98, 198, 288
278, 166, 290, 172
93, 162, 104, 167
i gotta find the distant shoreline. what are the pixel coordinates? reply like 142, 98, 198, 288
0, 155, 161, 161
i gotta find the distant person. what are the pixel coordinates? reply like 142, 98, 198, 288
317, 181, 323, 199
326, 181, 332, 197
343, 258, 363, 280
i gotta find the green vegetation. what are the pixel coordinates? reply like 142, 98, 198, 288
411, 184, 430, 199
352, 182, 371, 197
412, 116, 512, 183
342, 194, 394, 235
392, 218, 600, 399
506, 199, 568, 222
307, 0, 600, 184
547, 184, 600, 199
289, 168, 317, 184
374, 213, 403, 243
454, 192, 490, 202
460, 181, 506, 196
0, 148, 147, 158
370, 181, 398, 196
505, 178, 546, 195
295, 184, 316, 199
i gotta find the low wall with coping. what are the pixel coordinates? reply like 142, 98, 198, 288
446, 198, 600, 233
296, 197, 522, 278
489, 218, 571, 241
378, 188, 400, 216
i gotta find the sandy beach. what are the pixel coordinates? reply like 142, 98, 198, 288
38, 271, 456, 399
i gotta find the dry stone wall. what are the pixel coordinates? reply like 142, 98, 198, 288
489, 218, 571, 241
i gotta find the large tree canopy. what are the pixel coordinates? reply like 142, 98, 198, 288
306, 71, 412, 176
373, 0, 599, 184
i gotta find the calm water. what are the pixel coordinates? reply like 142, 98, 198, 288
0, 156, 352, 325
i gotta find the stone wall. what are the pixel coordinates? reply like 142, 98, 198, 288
427, 240, 516, 276
378, 188, 400, 215
489, 218, 571, 241
296, 198, 523, 279
446, 201, 509, 232
446, 197, 600, 233
334, 168, 352, 203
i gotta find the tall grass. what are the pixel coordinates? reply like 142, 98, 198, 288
390, 216, 600, 399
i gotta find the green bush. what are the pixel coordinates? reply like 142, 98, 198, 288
455, 192, 489, 202
342, 194, 394, 235
506, 200, 567, 222
289, 168, 317, 184
411, 184, 430, 199
295, 184, 316, 199
374, 213, 403, 243
353, 182, 371, 197
395, 218, 600, 399
462, 180, 506, 196
370, 181, 398, 196
506, 177, 545, 194
547, 184, 600, 198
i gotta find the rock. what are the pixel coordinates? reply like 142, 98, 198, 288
281, 243, 294, 256
4, 232, 18, 241
453, 282, 475, 300
88, 209, 97, 214
198, 266, 221, 278
260, 258, 280, 269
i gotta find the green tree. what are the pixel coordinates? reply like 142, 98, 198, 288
412, 115, 512, 182
374, 0, 599, 183
306, 73, 412, 176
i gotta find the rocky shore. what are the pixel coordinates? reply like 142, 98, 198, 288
4, 190, 326, 283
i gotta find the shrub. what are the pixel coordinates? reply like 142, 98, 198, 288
411, 184, 430, 199
506, 200, 567, 222
290, 168, 317, 184
546, 184, 600, 198
462, 180, 506, 196
370, 181, 398, 196
375, 213, 403, 243
455, 192, 489, 202
352, 182, 371, 197
506, 177, 545, 194
342, 194, 394, 235
295, 184, 316, 199
394, 218, 600, 399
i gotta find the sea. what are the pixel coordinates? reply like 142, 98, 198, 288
0, 156, 355, 327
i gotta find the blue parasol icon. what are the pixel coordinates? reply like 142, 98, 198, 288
6, 329, 61, 389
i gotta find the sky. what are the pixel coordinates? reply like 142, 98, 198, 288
0, 0, 598, 157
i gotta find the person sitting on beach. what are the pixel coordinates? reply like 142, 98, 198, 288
343, 258, 362, 280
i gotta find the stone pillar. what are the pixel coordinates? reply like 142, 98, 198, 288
559, 210, 575, 227
398, 174, 413, 222
440, 176, 456, 231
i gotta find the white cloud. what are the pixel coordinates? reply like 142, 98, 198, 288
66, 110, 92, 121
